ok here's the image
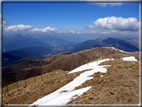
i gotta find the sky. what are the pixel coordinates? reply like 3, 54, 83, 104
0, 0, 141, 39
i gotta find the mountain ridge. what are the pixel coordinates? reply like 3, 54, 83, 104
3, 34, 51, 52
3, 47, 128, 87
2, 48, 139, 105
71, 37, 139, 53
2, 46, 52, 67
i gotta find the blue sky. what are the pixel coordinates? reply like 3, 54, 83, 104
2, 2, 140, 38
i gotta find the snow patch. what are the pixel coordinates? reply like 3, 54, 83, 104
29, 86, 91, 106
104, 47, 128, 53
29, 58, 113, 106
68, 58, 114, 74
29, 56, 137, 106
122, 56, 138, 61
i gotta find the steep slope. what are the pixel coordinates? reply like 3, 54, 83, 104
3, 47, 125, 86
71, 37, 139, 53
2, 46, 52, 67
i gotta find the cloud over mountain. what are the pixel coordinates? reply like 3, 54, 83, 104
86, 16, 139, 31
3, 24, 58, 33
29, 26, 57, 32
4, 24, 32, 32
3, 24, 97, 35
68, 30, 76, 34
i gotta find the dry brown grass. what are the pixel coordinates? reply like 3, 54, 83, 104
3, 52, 140, 105
2, 69, 86, 104
3, 47, 124, 87
67, 53, 139, 104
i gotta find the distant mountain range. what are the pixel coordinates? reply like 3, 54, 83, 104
2, 34, 139, 68
70, 37, 139, 53
125, 39, 139, 49
38, 35, 75, 54
3, 34, 75, 52
2, 46, 52, 67
2, 34, 76, 67
3, 34, 51, 52
39, 35, 75, 46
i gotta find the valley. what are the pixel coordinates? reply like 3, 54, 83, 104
2, 34, 140, 105
2, 34, 139, 68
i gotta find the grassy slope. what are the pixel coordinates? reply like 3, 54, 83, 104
2, 52, 139, 105
3, 47, 123, 87
3, 70, 86, 104
68, 54, 139, 104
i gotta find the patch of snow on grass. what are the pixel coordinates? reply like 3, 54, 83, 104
68, 58, 114, 74
104, 47, 128, 53
122, 56, 137, 61
30, 86, 91, 106
29, 58, 114, 106
29, 56, 137, 106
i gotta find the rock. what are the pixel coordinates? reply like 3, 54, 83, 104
89, 97, 94, 100
109, 92, 114, 95
125, 85, 131, 87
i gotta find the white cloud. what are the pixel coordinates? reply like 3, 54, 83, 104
91, 31, 96, 33
67, 30, 96, 34
3, 25, 79, 35
101, 30, 118, 34
68, 30, 76, 34
77, 32, 80, 34
4, 25, 82, 34
30, 26, 57, 32
4, 25, 60, 33
57, 31, 67, 34
4, 24, 32, 32
86, 16, 139, 31
86, 25, 94, 28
